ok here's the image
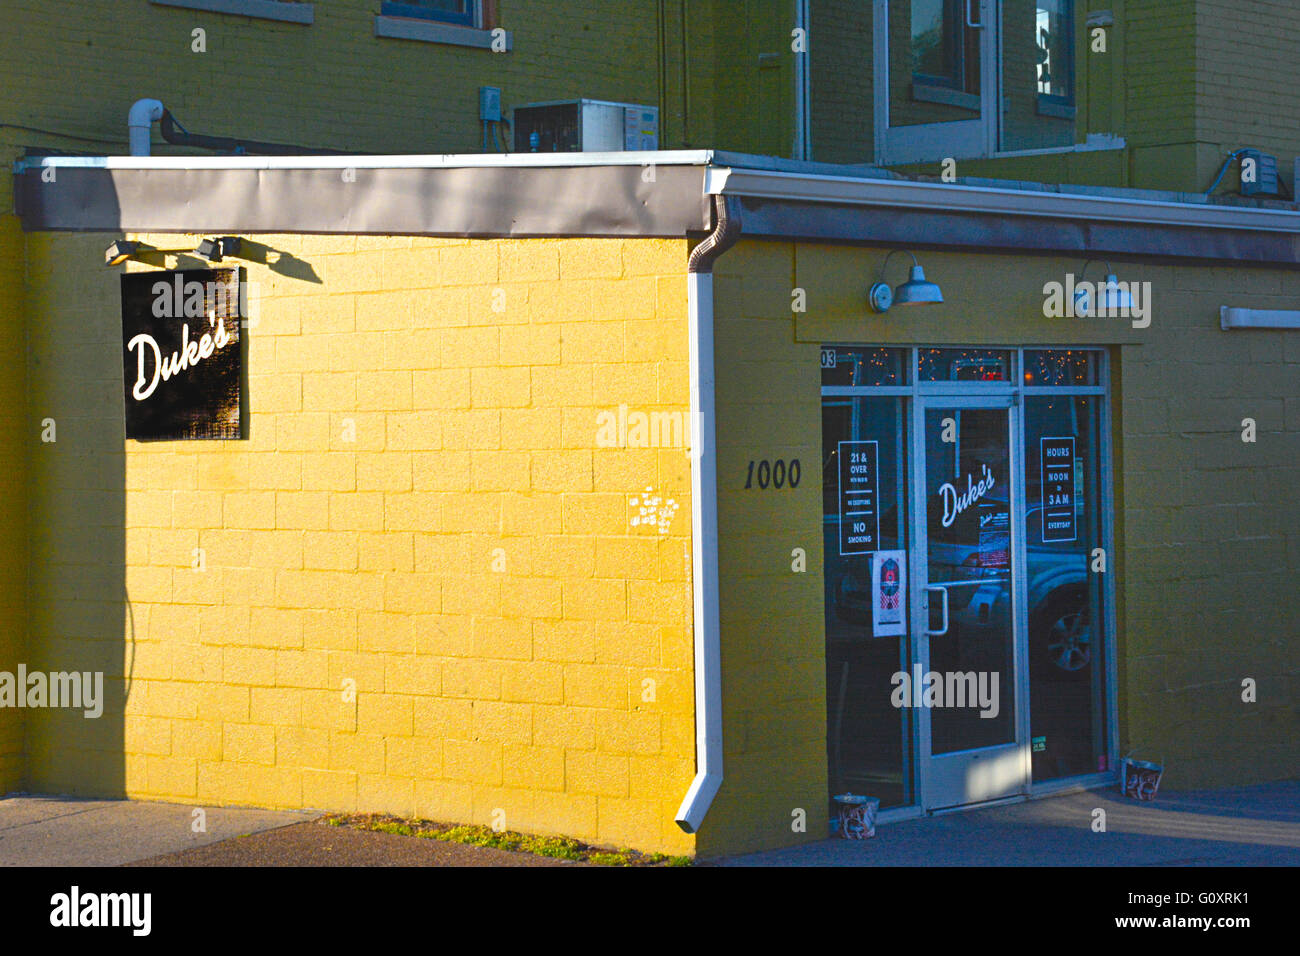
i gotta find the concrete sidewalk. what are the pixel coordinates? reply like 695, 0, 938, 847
0, 794, 313, 867
718, 781, 1300, 866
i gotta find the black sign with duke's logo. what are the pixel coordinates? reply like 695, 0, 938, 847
120, 268, 243, 440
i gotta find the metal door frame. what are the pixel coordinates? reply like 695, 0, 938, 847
821, 345, 1120, 824
909, 391, 1031, 810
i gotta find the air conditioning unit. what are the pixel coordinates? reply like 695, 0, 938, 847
1238, 148, 1278, 196
512, 99, 658, 153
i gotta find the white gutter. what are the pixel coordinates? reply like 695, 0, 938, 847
16, 149, 717, 172
707, 165, 1300, 234
675, 196, 738, 835
127, 99, 165, 157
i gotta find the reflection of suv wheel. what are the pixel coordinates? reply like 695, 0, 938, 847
1033, 591, 1091, 680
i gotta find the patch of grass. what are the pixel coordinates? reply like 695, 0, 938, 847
323, 813, 692, 867
588, 851, 634, 866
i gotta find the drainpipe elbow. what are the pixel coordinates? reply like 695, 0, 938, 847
128, 99, 165, 156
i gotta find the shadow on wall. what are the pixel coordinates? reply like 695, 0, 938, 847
23, 229, 129, 800
19, 228, 317, 802
129, 240, 321, 286
0, 208, 30, 792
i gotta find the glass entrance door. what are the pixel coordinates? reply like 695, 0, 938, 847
912, 398, 1029, 808
873, 0, 998, 164
822, 347, 1114, 823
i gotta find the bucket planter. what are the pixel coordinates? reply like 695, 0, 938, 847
832, 793, 880, 839
1119, 754, 1164, 801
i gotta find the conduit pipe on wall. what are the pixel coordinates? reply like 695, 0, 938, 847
794, 0, 811, 160
128, 99, 165, 156
675, 193, 741, 834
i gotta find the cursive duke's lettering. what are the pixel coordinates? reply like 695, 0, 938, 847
127, 311, 232, 401
939, 463, 995, 527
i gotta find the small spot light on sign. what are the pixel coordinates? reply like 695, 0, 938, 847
104, 240, 141, 267
195, 236, 242, 263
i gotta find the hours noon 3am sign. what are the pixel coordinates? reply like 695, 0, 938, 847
120, 268, 243, 441
1040, 436, 1077, 542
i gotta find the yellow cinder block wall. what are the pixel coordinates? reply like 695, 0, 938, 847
24, 232, 697, 855
700, 238, 1300, 856
0, 168, 28, 791
697, 241, 829, 858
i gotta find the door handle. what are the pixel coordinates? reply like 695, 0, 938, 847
965, 0, 983, 28
925, 585, 949, 636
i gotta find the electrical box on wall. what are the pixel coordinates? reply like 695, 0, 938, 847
479, 86, 502, 123
512, 99, 658, 153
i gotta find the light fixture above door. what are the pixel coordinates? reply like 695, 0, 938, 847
869, 250, 944, 313
1072, 259, 1132, 316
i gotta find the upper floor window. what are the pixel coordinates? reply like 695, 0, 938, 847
874, 0, 1094, 163
1035, 0, 1073, 103
381, 0, 477, 27
911, 0, 979, 96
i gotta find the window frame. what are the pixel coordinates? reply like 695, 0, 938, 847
149, 0, 314, 25
911, 0, 966, 92
1034, 0, 1076, 110
380, 0, 477, 28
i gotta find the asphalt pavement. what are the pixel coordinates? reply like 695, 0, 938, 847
2, 780, 1296, 866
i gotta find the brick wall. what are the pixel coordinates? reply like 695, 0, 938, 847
23, 231, 697, 855
809, 0, 874, 164
1195, 1, 1300, 192
0, 0, 680, 164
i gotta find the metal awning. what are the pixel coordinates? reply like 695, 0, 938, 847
14, 150, 1300, 264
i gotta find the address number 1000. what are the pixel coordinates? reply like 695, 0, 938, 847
743, 459, 801, 490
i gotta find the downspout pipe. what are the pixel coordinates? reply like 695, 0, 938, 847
675, 193, 741, 834
128, 99, 165, 156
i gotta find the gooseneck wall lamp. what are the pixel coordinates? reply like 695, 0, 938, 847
868, 250, 944, 313
1073, 259, 1133, 316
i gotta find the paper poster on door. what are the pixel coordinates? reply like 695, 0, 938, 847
1041, 437, 1077, 542
838, 440, 879, 556
871, 550, 907, 637
977, 505, 1010, 568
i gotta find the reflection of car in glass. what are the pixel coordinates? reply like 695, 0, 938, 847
824, 505, 900, 628
823, 500, 1092, 680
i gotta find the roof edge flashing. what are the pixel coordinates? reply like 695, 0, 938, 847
713, 167, 1300, 234
14, 149, 716, 173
